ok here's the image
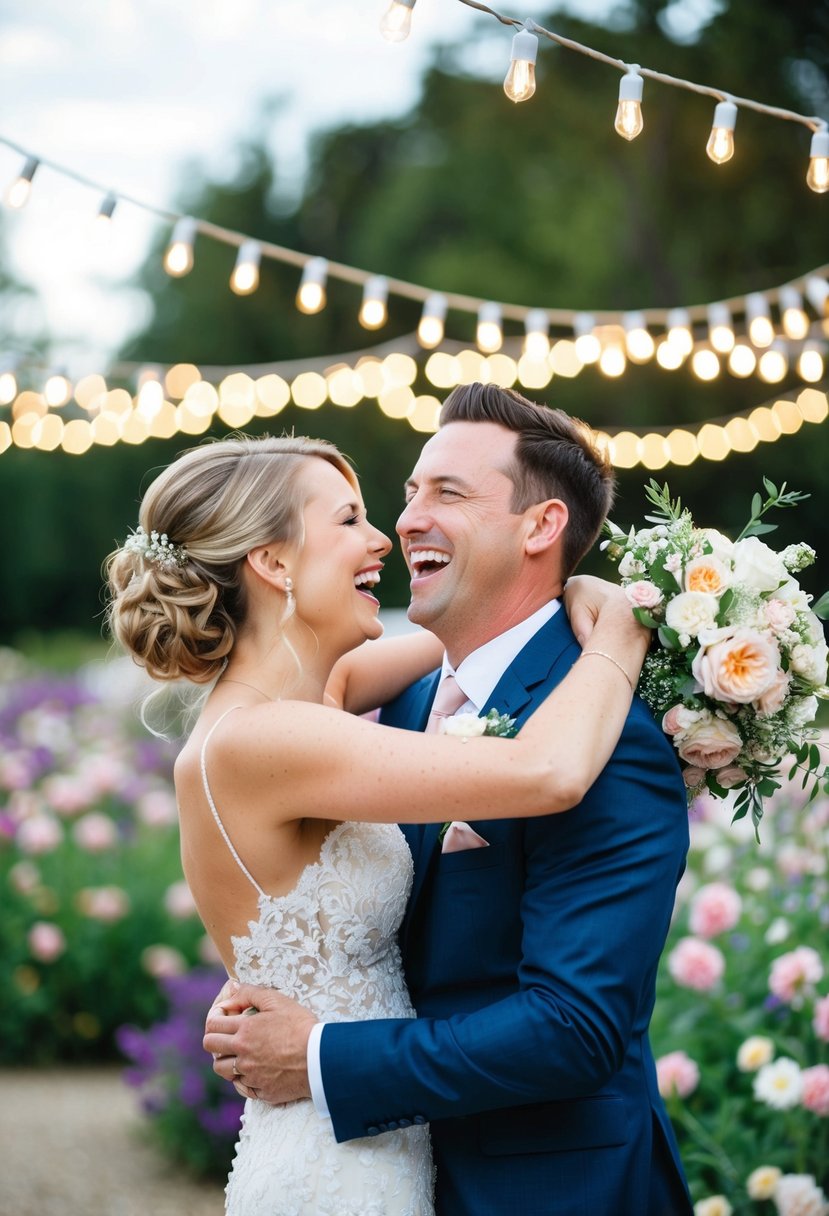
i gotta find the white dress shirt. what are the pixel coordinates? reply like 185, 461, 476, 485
307, 598, 562, 1117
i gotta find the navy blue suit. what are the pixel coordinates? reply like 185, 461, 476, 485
321, 611, 693, 1215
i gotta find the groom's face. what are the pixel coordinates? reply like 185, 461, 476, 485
397, 421, 535, 660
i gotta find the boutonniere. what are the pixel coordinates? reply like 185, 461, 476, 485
438, 709, 517, 844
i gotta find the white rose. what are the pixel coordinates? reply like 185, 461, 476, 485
787, 695, 819, 729
618, 551, 645, 579
775, 578, 811, 612
789, 642, 828, 686
441, 713, 487, 738
700, 528, 735, 563
731, 537, 787, 593
665, 591, 719, 638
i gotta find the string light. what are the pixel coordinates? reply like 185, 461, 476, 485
503, 23, 538, 104
230, 240, 262, 295
757, 340, 788, 384
656, 339, 684, 370
778, 285, 810, 340
707, 302, 735, 354
691, 348, 720, 380
477, 302, 503, 353
805, 276, 829, 318
614, 67, 644, 141
96, 193, 117, 227
665, 308, 694, 358
807, 126, 829, 194
523, 308, 550, 359
728, 342, 757, 378
4, 156, 39, 209
573, 314, 600, 364
359, 276, 389, 329
797, 342, 824, 383
44, 372, 72, 407
706, 99, 737, 165
0, 370, 18, 405
418, 293, 447, 348
745, 293, 774, 347
622, 311, 655, 362
296, 257, 328, 314
379, 0, 416, 43
163, 217, 197, 277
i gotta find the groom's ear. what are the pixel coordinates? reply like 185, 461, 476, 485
524, 498, 568, 556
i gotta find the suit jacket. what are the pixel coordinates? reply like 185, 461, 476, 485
320, 611, 694, 1215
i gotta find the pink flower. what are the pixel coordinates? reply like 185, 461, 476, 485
753, 667, 791, 717
677, 716, 743, 772
77, 886, 131, 923
683, 766, 707, 789
0, 752, 33, 790
72, 812, 117, 852
136, 789, 178, 828
692, 628, 782, 704
668, 936, 725, 992
141, 945, 187, 979
763, 598, 797, 633
16, 814, 64, 855
656, 1050, 700, 1098
41, 774, 95, 815
77, 753, 129, 796
689, 883, 742, 938
625, 580, 664, 610
716, 765, 748, 789
28, 921, 67, 963
8, 860, 41, 895
163, 881, 198, 919
769, 947, 824, 1007
813, 995, 829, 1042
801, 1065, 829, 1117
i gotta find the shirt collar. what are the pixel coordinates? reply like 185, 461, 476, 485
440, 599, 560, 713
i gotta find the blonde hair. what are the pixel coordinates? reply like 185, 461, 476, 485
105, 433, 357, 684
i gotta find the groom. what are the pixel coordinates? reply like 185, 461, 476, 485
205, 383, 693, 1215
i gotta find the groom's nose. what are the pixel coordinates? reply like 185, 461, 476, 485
396, 494, 429, 538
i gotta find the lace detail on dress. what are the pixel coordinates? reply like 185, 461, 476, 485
224, 821, 435, 1216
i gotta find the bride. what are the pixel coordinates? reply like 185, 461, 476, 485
106, 433, 648, 1216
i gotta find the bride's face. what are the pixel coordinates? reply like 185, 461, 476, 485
291, 460, 392, 650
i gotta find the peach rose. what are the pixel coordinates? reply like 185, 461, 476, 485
662, 705, 700, 737
682, 766, 706, 788
716, 765, 748, 789
624, 580, 664, 610
692, 628, 781, 704
753, 667, 791, 717
685, 555, 731, 596
677, 714, 743, 771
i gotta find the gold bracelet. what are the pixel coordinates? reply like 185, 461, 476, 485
580, 649, 635, 692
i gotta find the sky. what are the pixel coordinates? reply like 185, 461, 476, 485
0, 0, 716, 373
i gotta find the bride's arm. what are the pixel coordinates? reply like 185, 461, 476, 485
213, 592, 649, 826
325, 630, 443, 713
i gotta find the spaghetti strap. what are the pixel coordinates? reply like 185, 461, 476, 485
200, 707, 266, 899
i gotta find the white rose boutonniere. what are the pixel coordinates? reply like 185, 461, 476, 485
438, 709, 517, 844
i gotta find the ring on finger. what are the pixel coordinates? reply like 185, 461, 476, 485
232, 1057, 241, 1077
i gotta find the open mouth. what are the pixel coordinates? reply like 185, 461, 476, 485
409, 549, 452, 581
354, 568, 381, 603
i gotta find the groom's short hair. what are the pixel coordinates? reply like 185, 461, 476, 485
439, 382, 615, 576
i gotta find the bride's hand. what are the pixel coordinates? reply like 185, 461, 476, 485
564, 573, 645, 649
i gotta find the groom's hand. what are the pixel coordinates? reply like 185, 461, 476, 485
203, 984, 318, 1105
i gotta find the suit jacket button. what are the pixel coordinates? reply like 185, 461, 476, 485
386, 1120, 399, 1131
367, 1126, 380, 1137
377, 1122, 389, 1133
398, 1118, 412, 1128
413, 1114, 427, 1125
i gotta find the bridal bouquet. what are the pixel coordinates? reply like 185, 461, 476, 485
603, 480, 829, 833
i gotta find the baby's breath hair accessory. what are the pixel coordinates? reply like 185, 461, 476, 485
123, 525, 188, 570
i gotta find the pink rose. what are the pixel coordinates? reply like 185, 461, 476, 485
716, 765, 748, 789
77, 886, 130, 922
763, 598, 797, 633
769, 946, 823, 1006
72, 812, 117, 852
141, 945, 187, 979
28, 921, 67, 963
136, 789, 178, 828
682, 766, 706, 789
656, 1051, 700, 1099
677, 715, 743, 772
692, 628, 782, 704
814, 995, 829, 1042
624, 580, 664, 610
753, 667, 791, 717
42, 774, 95, 815
689, 882, 742, 938
16, 814, 64, 855
668, 936, 725, 991
662, 705, 701, 737
801, 1065, 829, 1116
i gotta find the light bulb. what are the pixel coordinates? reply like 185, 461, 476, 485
523, 309, 549, 359
614, 68, 644, 141
96, 193, 117, 227
691, 349, 720, 381
417, 294, 447, 348
230, 241, 261, 295
727, 343, 757, 378
807, 128, 829, 194
656, 339, 683, 370
707, 302, 735, 353
758, 341, 788, 384
4, 156, 39, 210
706, 100, 737, 165
504, 27, 538, 103
805, 276, 829, 319
164, 217, 196, 277
623, 312, 655, 362
380, 0, 415, 43
797, 342, 825, 383
745, 292, 774, 348
296, 258, 328, 314
44, 373, 71, 407
477, 302, 503, 353
779, 285, 809, 340
0, 371, 17, 404
665, 308, 693, 358
359, 276, 388, 329
598, 344, 626, 378
573, 313, 600, 364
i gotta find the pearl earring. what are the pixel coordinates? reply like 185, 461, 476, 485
284, 576, 295, 619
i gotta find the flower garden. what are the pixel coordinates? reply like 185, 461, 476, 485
1, 649, 827, 1212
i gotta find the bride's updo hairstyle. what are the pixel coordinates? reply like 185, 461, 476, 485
106, 434, 357, 684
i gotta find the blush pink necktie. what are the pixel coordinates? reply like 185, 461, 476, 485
425, 673, 468, 734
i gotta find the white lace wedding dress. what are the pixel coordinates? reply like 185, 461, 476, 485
200, 716, 435, 1216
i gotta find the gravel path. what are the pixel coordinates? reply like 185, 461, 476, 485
0, 1067, 225, 1216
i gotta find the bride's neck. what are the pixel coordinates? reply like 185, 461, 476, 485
223, 622, 334, 704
